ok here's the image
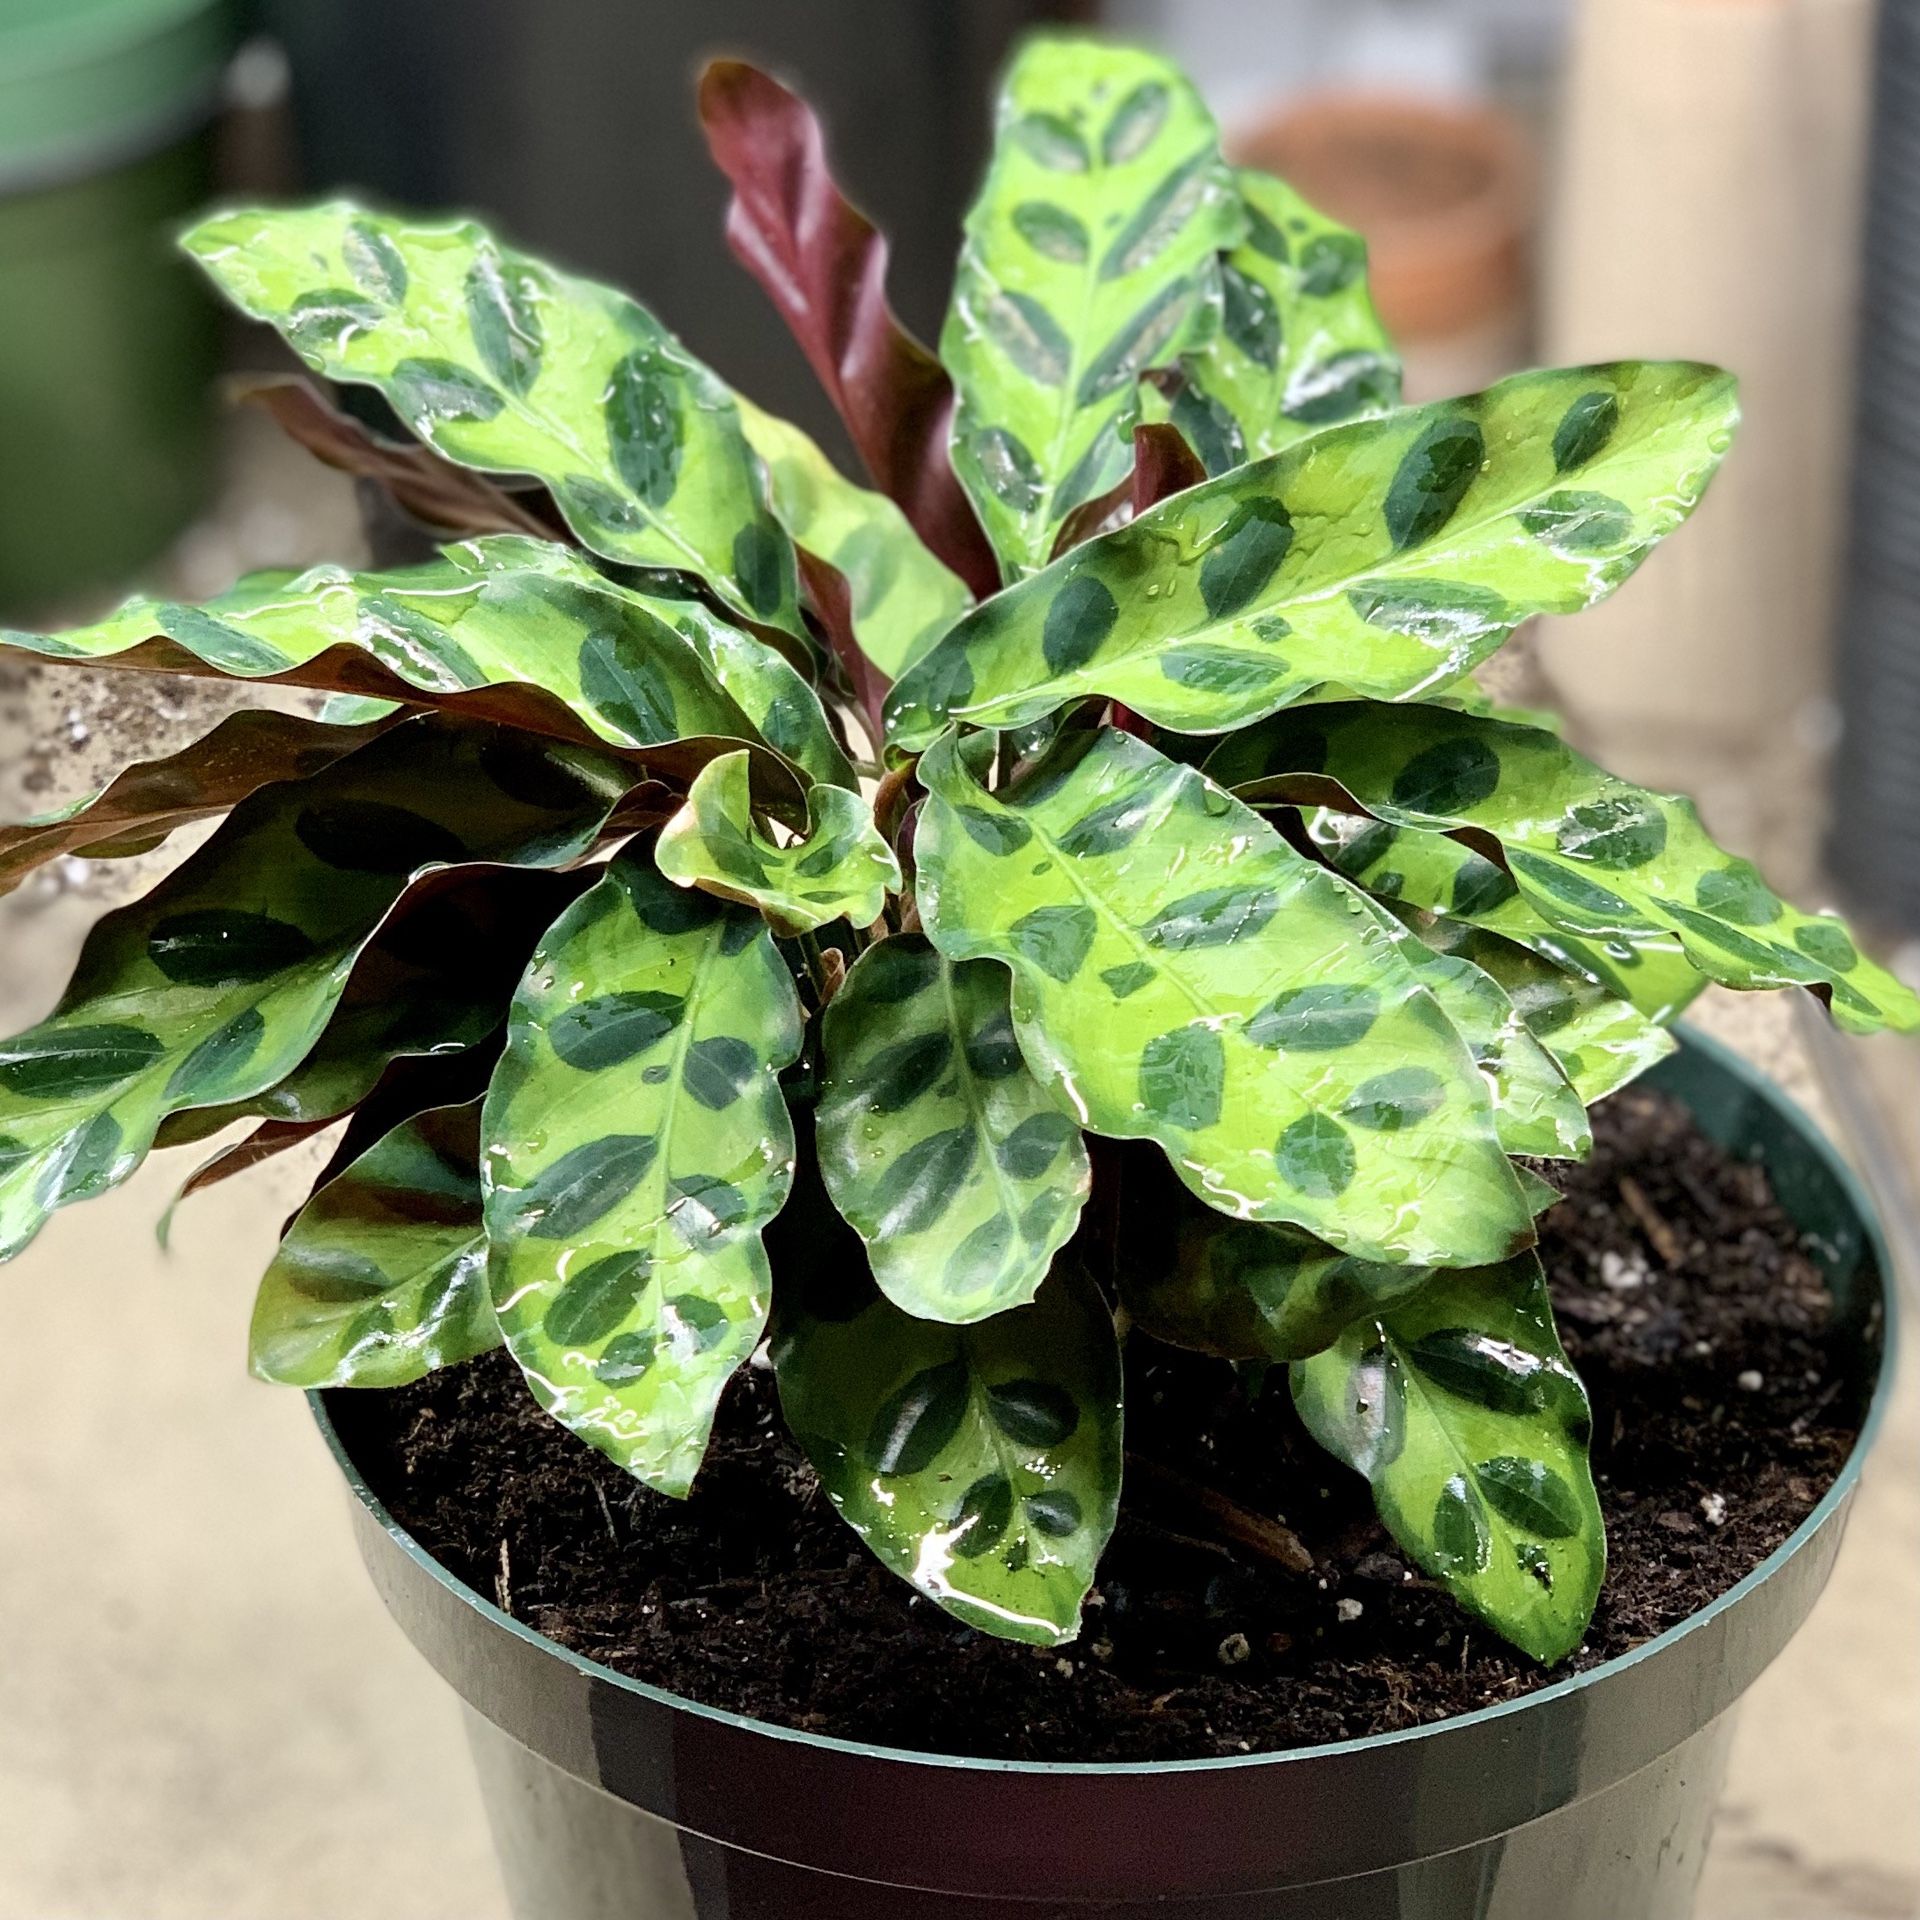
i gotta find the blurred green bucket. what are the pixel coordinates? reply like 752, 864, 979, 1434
0, 0, 237, 613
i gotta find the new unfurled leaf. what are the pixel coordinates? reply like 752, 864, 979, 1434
1223, 702, 1920, 1034
739, 400, 973, 679
942, 36, 1242, 578
817, 935, 1090, 1323
3, 536, 844, 790
0, 709, 394, 896
0, 720, 627, 1262
1153, 167, 1400, 473
250, 1101, 498, 1388
655, 750, 899, 935
482, 851, 802, 1496
889, 361, 1739, 748
697, 59, 998, 593
1391, 904, 1675, 1104
1291, 1252, 1605, 1662
184, 203, 804, 635
1302, 806, 1706, 1022
915, 727, 1531, 1267
773, 1259, 1121, 1645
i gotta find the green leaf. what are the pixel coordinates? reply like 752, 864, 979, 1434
1388, 904, 1675, 1104
1, 536, 842, 787
0, 720, 627, 1262
1368, 905, 1590, 1160
816, 934, 1090, 1323
738, 399, 972, 677
915, 727, 1531, 1266
772, 1259, 1121, 1645
888, 361, 1738, 749
1225, 702, 1920, 1035
0, 709, 395, 897
1113, 1154, 1432, 1360
1301, 805, 1706, 1022
183, 203, 804, 637
654, 750, 900, 935
481, 850, 803, 1496
942, 36, 1243, 578
1152, 167, 1401, 473
1291, 1253, 1604, 1663
250, 1100, 499, 1388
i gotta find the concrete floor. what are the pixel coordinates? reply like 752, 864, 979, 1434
0, 430, 1915, 1918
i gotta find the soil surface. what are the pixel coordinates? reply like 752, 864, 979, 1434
335, 1088, 1863, 1762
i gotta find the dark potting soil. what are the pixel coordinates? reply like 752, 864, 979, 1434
335, 1087, 1863, 1763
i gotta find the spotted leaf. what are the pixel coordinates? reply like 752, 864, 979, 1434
655, 750, 900, 935
183, 204, 803, 636
888, 362, 1738, 748
481, 849, 803, 1496
0, 719, 628, 1263
1224, 703, 1920, 1036
915, 727, 1531, 1266
817, 935, 1090, 1323
2, 535, 845, 790
942, 37, 1242, 578
1150, 167, 1401, 473
250, 1100, 499, 1388
772, 1259, 1120, 1645
1291, 1252, 1604, 1662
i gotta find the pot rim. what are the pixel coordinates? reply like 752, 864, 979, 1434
312, 1021, 1897, 1780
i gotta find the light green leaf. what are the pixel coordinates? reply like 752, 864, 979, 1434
888, 361, 1739, 749
915, 726, 1532, 1267
1369, 905, 1590, 1160
0, 720, 628, 1262
481, 850, 803, 1496
183, 203, 804, 636
1, 535, 844, 786
942, 36, 1243, 578
817, 935, 1090, 1323
1389, 903, 1675, 1104
1152, 167, 1401, 473
655, 750, 900, 935
1301, 805, 1706, 1022
772, 1259, 1121, 1645
1291, 1252, 1604, 1663
0, 709, 395, 898
738, 399, 973, 677
250, 1100, 499, 1388
1223, 701, 1920, 1035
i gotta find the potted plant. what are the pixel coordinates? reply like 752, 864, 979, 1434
0, 34, 1904, 1918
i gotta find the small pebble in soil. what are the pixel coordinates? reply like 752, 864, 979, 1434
1217, 1633, 1252, 1667
1335, 1598, 1365, 1624
1738, 1370, 1765, 1391
1700, 1492, 1729, 1528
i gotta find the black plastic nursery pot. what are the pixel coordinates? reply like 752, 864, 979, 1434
314, 1029, 1895, 1919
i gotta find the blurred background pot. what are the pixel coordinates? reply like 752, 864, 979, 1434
0, 0, 237, 615
316, 1032, 1893, 1920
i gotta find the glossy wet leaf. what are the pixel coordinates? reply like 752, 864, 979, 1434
0, 720, 627, 1262
1302, 805, 1706, 1023
739, 399, 973, 678
0, 709, 394, 896
183, 203, 804, 636
1226, 702, 1920, 1035
482, 850, 802, 1496
773, 1260, 1121, 1644
888, 361, 1738, 749
942, 36, 1242, 578
250, 1101, 499, 1388
655, 750, 900, 935
915, 727, 1531, 1267
1389, 903, 1675, 1104
1, 535, 844, 788
1153, 167, 1400, 473
816, 935, 1090, 1323
1292, 1252, 1604, 1662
